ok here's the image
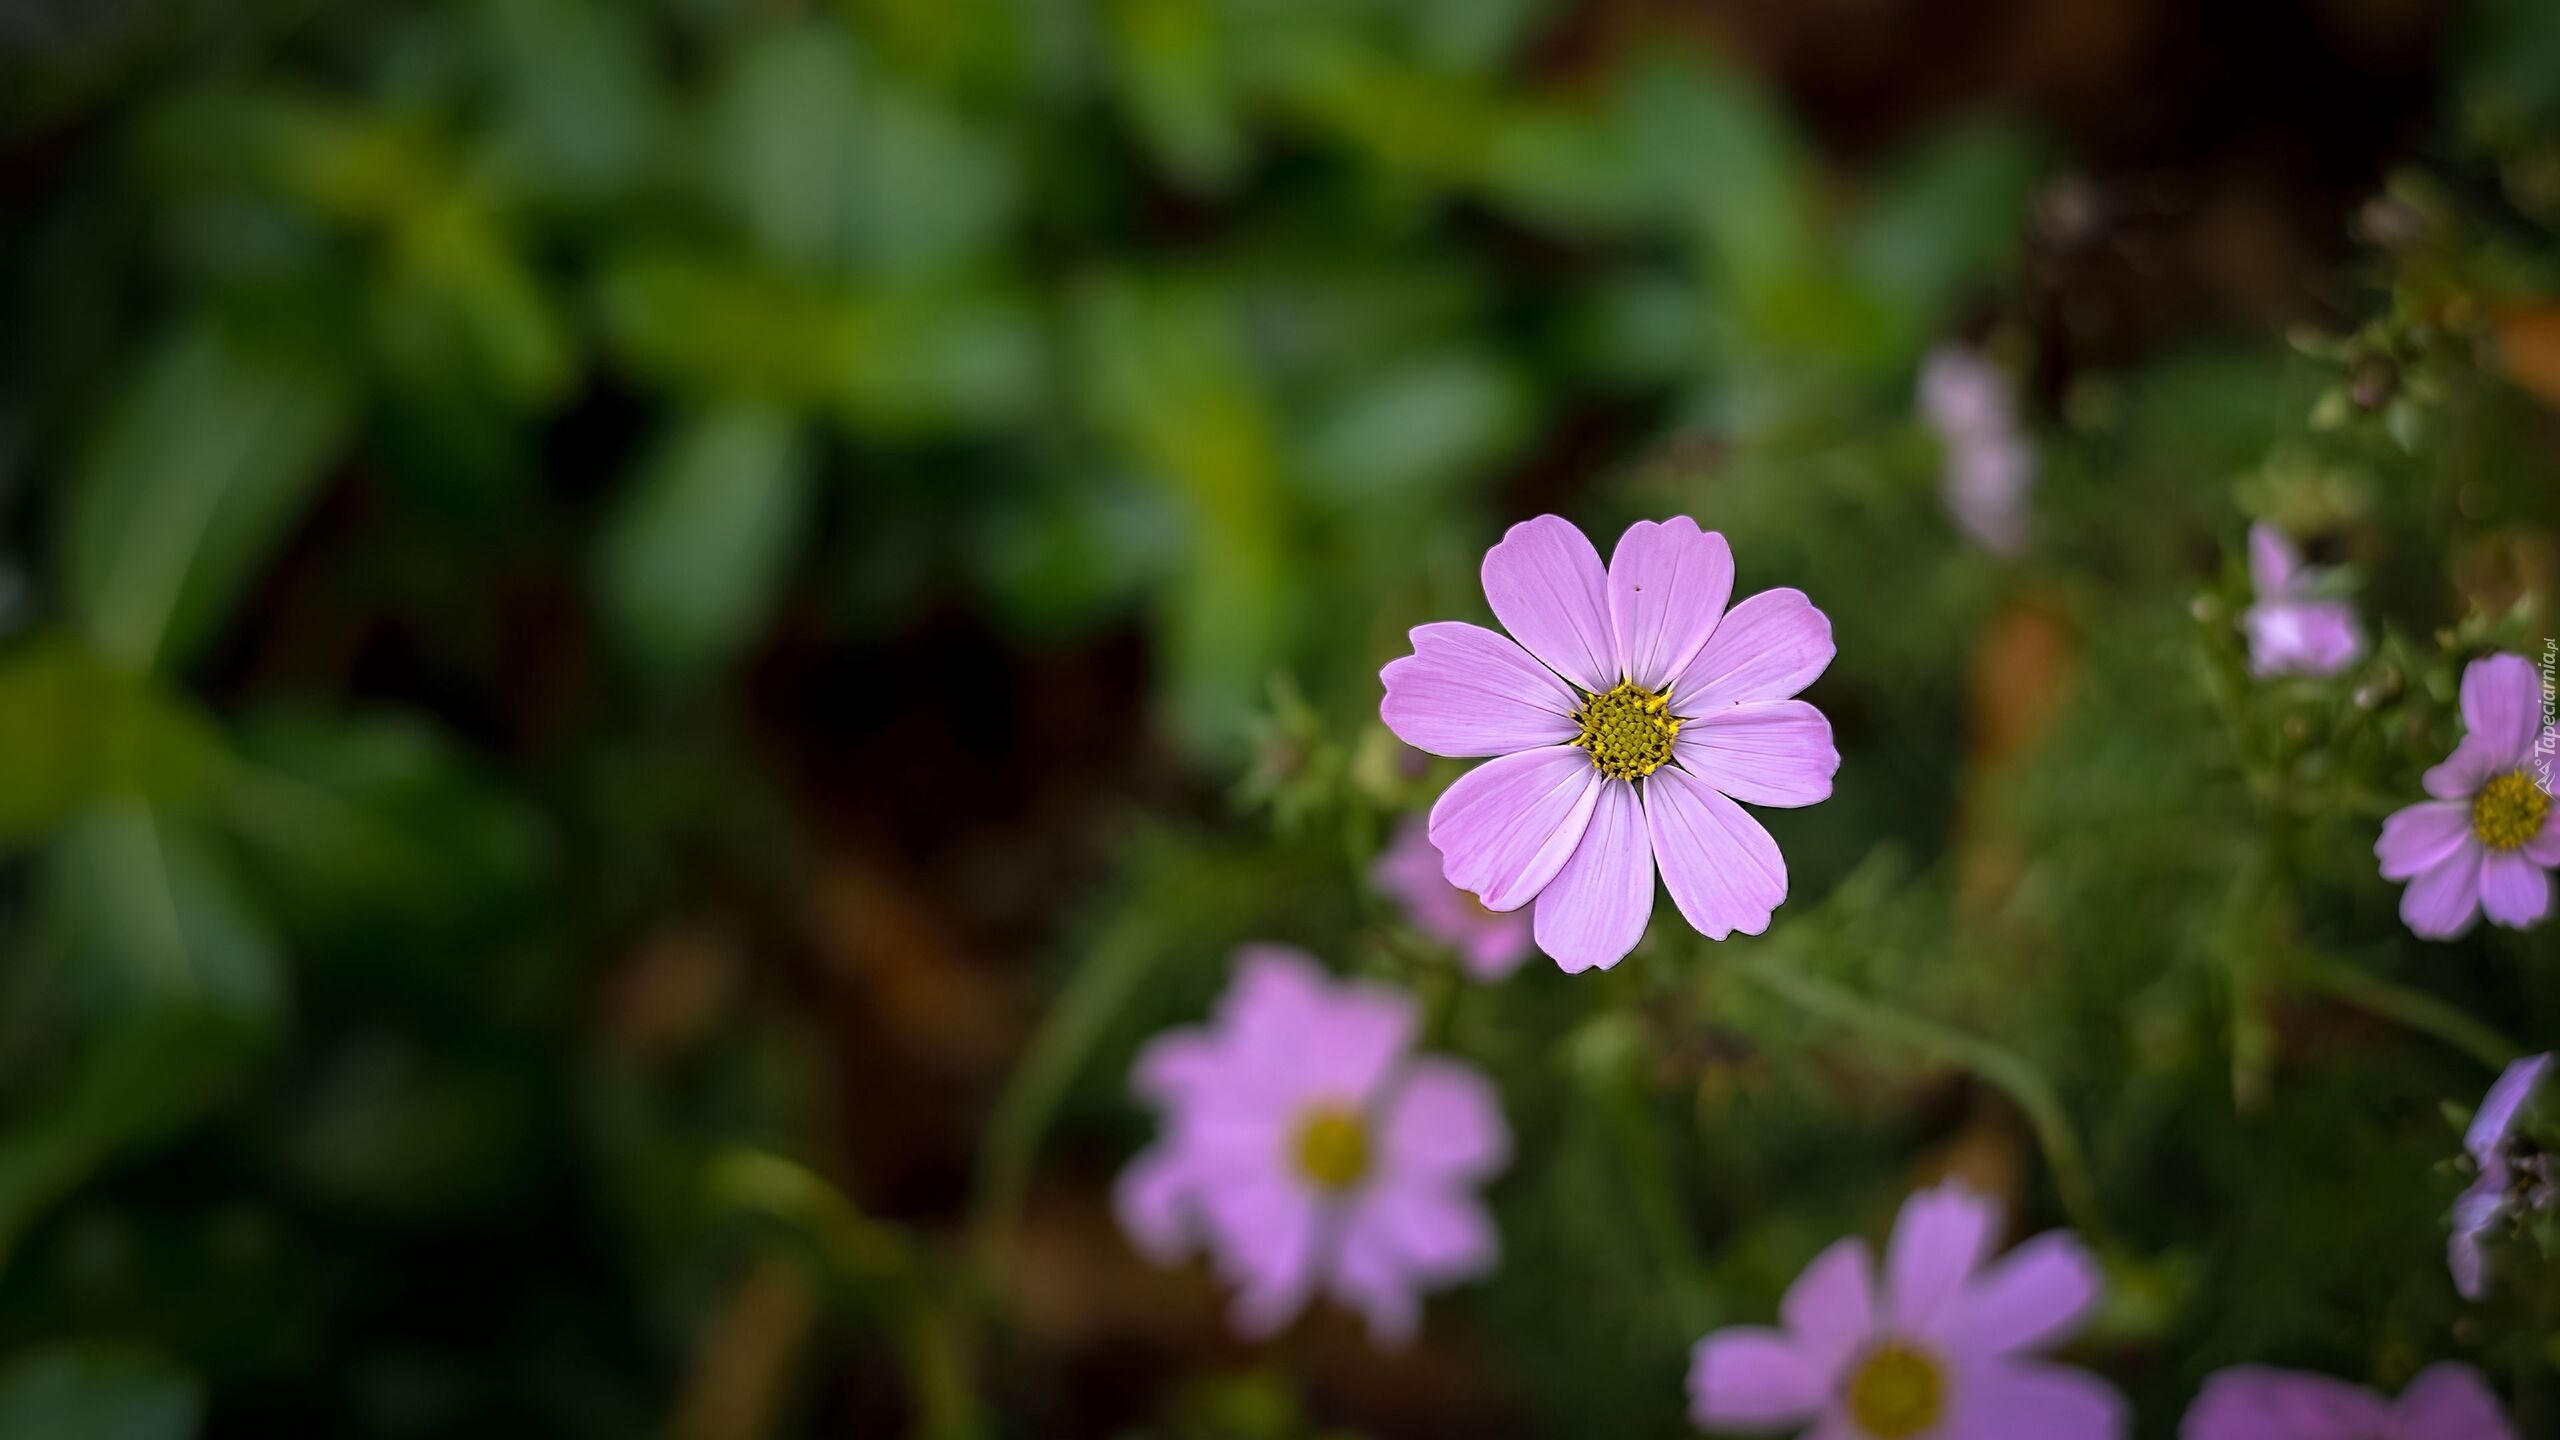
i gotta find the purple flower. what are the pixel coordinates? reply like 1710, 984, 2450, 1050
1115, 945, 1509, 1344
2448, 1051, 2553, 1300
2242, 524, 2363, 677
1379, 515, 1838, 972
1920, 347, 2035, 556
2181, 1363, 2515, 1440
2374, 653, 2559, 939
1372, 816, 1535, 981
1688, 1183, 2124, 1440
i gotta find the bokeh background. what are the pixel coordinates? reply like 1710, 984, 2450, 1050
5, 0, 2560, 1436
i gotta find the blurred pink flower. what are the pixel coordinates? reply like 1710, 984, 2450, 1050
1115, 945, 1509, 1344
2242, 524, 2363, 677
1379, 515, 1838, 973
1920, 347, 2035, 556
2180, 1363, 2514, 1440
2375, 653, 2558, 939
1373, 816, 1535, 981
1688, 1183, 2124, 1440
2449, 1051, 2552, 1301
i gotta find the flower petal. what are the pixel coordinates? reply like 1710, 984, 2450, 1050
2450, 1178, 2505, 1301
2481, 849, 2554, 929
1482, 514, 1617, 693
1358, 1178, 1498, 1281
1674, 700, 1839, 808
2377, 801, 2474, 881
2468, 1053, 2552, 1160
1429, 746, 1606, 912
2401, 844, 2485, 940
2525, 806, 2560, 867
1687, 1327, 1825, 1430
1607, 517, 1734, 691
1302, 978, 1418, 1097
1381, 622, 1583, 758
2178, 1366, 2391, 1440
1885, 1183, 2001, 1337
1781, 1238, 1877, 1380
1644, 765, 1788, 940
1670, 587, 1836, 712
2462, 653, 2543, 766
2247, 523, 2299, 599
1950, 1232, 2100, 1356
1380, 1058, 1510, 1183
1204, 1176, 1322, 1339
2392, 1361, 2520, 1440
1532, 780, 1656, 973
1952, 1357, 2129, 1440
1327, 1218, 1421, 1347
1114, 1146, 1200, 1263
2425, 735, 2513, 801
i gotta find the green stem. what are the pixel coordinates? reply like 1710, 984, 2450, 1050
1606, 1076, 1716, 1337
1735, 951, 2116, 1253
2296, 957, 2520, 1073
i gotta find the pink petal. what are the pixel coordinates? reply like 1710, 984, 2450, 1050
1606, 517, 1734, 691
1327, 1220, 1421, 1346
1379, 1058, 1510, 1183
1482, 515, 1617, 694
1532, 780, 1656, 973
2376, 801, 2474, 881
1644, 766, 1789, 940
1669, 587, 1836, 712
1885, 1183, 2000, 1337
2469, 1053, 2553, 1158
1380, 621, 1583, 758
1131, 1031, 1225, 1105
2462, 653, 2543, 766
2525, 807, 2560, 867
2179, 1366, 2391, 1440
1687, 1327, 1825, 1430
1301, 978, 1418, 1098
1952, 1357, 2128, 1440
1673, 700, 1839, 808
2391, 1362, 2518, 1440
1949, 1232, 2100, 1356
1428, 746, 1606, 912
1356, 1178, 1498, 1280
1781, 1238, 1877, 1380
1458, 916, 1536, 981
1114, 1146, 1200, 1263
1204, 1176, 1322, 1338
2425, 736, 2511, 801
2247, 523, 2299, 599
2481, 849, 2554, 929
2400, 845, 2485, 941
2450, 1178, 2505, 1300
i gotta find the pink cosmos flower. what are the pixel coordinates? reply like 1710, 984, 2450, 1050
2448, 1051, 2553, 1301
1115, 945, 1509, 1344
1373, 815, 1535, 981
2374, 653, 2558, 939
1688, 1183, 2124, 1440
1379, 515, 1838, 973
1919, 346, 2035, 556
2181, 1363, 2515, 1440
2242, 524, 2363, 677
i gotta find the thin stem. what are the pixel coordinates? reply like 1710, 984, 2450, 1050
1735, 950, 2116, 1253
1605, 1075, 1716, 1337
2296, 957, 2520, 1073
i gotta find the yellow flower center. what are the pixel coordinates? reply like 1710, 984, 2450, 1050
2472, 770, 2552, 852
1292, 1105, 1369, 1192
1573, 679, 1681, 780
1846, 1343, 1946, 1440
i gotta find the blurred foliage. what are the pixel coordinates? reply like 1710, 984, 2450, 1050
1, 1, 2558, 1439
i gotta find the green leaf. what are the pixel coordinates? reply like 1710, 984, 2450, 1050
1848, 118, 2044, 355
0, 1007, 266, 1274
1615, 60, 1815, 312
1299, 351, 1529, 502
0, 637, 226, 856
63, 321, 351, 673
44, 802, 286, 1025
0, 1346, 202, 1440
595, 406, 814, 676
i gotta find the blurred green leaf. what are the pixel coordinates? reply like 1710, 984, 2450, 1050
1299, 350, 1528, 501
1848, 119, 2043, 354
44, 803, 286, 1024
1617, 60, 1816, 315
0, 1006, 266, 1273
0, 1346, 202, 1440
0, 638, 226, 855
63, 322, 351, 674
596, 405, 815, 676
1107, 0, 1247, 190
480, 0, 658, 203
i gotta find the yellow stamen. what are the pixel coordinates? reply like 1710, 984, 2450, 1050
2473, 771, 2552, 853
1846, 1343, 1945, 1440
1292, 1105, 1369, 1191
1573, 679, 1681, 780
